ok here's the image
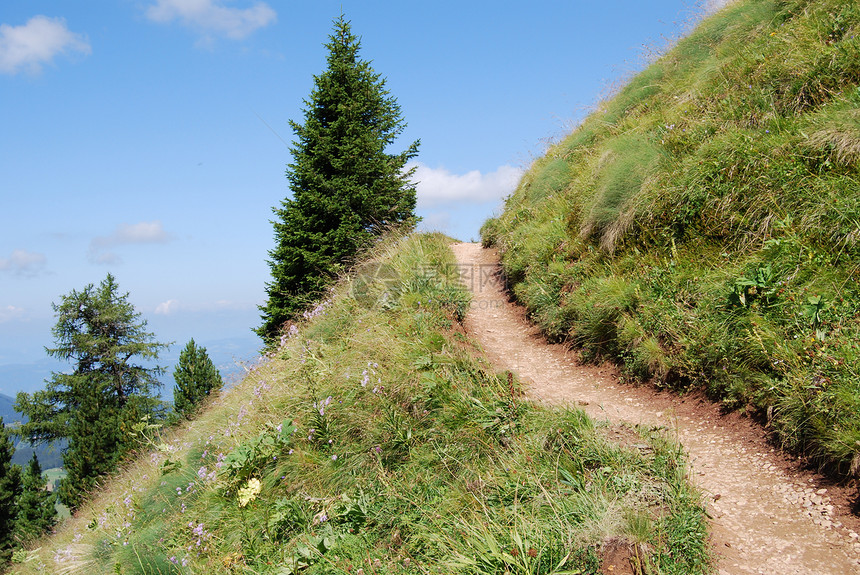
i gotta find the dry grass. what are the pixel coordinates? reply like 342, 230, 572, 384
808, 109, 860, 166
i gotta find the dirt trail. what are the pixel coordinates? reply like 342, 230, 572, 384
452, 242, 860, 575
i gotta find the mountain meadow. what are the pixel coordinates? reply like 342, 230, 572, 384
9, 234, 710, 574
482, 0, 860, 480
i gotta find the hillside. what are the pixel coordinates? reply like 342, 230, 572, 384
482, 0, 860, 479
11, 234, 710, 574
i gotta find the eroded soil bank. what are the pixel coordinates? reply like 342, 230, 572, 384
452, 242, 860, 575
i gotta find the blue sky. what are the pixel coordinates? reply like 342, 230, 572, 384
0, 0, 726, 388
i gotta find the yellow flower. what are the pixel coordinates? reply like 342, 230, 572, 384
237, 478, 262, 507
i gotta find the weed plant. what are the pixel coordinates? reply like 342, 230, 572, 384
482, 0, 860, 479
11, 233, 711, 574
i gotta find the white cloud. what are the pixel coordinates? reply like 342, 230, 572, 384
155, 299, 180, 315
417, 212, 451, 233
0, 305, 25, 323
91, 251, 122, 266
0, 249, 47, 276
0, 16, 90, 75
146, 0, 276, 40
92, 221, 173, 247
409, 163, 523, 209
89, 220, 174, 265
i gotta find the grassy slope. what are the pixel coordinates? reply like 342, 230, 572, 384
12, 234, 710, 574
482, 0, 860, 479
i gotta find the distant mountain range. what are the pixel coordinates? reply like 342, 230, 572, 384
0, 393, 22, 424
0, 358, 59, 397
0, 392, 64, 469
0, 335, 260, 470
0, 335, 260, 396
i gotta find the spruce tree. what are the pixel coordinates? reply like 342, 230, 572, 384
172, 339, 223, 418
16, 274, 168, 510
0, 419, 21, 562
14, 454, 56, 543
257, 15, 419, 341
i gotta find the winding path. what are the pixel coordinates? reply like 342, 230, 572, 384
452, 242, 860, 575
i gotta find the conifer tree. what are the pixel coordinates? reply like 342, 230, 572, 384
14, 454, 56, 543
172, 339, 223, 418
16, 274, 168, 510
257, 15, 419, 341
0, 419, 21, 562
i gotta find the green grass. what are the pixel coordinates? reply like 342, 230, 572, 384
10, 233, 711, 574
43, 468, 71, 519
483, 0, 860, 479
43, 467, 66, 485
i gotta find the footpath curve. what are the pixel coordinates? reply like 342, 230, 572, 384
452, 242, 860, 575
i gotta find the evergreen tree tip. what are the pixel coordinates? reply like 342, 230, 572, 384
258, 16, 419, 341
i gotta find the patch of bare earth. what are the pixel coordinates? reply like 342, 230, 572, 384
452, 242, 860, 575
599, 537, 638, 575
